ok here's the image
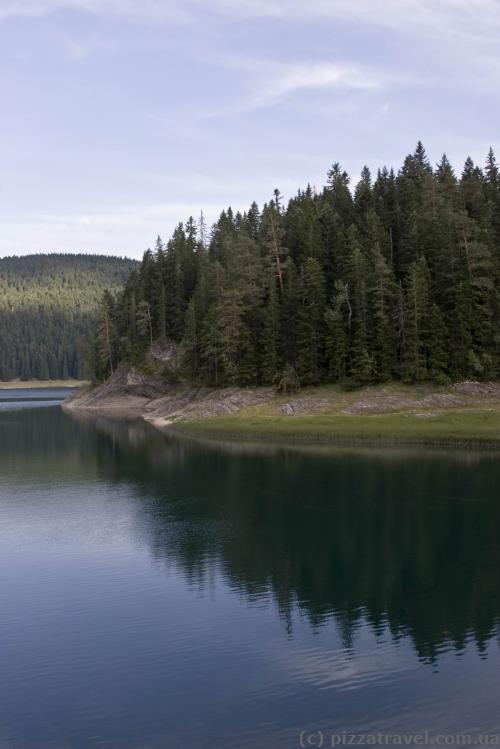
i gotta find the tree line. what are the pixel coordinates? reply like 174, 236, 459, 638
0, 254, 137, 381
94, 143, 500, 387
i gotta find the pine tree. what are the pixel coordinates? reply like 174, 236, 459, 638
325, 282, 350, 383
427, 304, 449, 383
368, 231, 398, 381
182, 298, 200, 380
235, 320, 259, 386
396, 142, 434, 277
286, 186, 324, 266
354, 165, 374, 236
95, 293, 117, 378
345, 228, 372, 384
296, 258, 326, 384
260, 271, 281, 384
262, 190, 288, 296
157, 284, 167, 344
484, 148, 500, 258
281, 259, 299, 368
136, 301, 153, 349
88, 146, 500, 390
404, 257, 432, 381
200, 305, 224, 384
217, 289, 244, 384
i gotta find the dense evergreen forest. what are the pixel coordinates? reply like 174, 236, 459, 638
94, 143, 500, 388
0, 254, 137, 381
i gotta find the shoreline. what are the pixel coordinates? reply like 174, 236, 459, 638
63, 372, 500, 450
167, 422, 500, 451
1, 379, 90, 390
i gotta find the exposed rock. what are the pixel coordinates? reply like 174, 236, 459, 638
143, 386, 275, 424
65, 369, 275, 425
343, 389, 467, 415
63, 368, 167, 413
452, 381, 500, 397
149, 342, 184, 369
280, 398, 330, 415
65, 373, 500, 435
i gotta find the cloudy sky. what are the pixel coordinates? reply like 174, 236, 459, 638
0, 0, 499, 258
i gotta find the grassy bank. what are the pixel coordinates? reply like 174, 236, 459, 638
174, 383, 500, 448
178, 410, 500, 447
0, 379, 89, 389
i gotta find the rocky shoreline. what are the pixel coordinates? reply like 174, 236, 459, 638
63, 369, 500, 447
63, 368, 276, 427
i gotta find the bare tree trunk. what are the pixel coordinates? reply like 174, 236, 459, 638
147, 303, 153, 347
191, 305, 198, 376
216, 264, 223, 303
345, 283, 352, 328
398, 279, 405, 368
198, 210, 207, 251
413, 282, 419, 376
462, 227, 471, 277
105, 310, 114, 375
270, 214, 284, 295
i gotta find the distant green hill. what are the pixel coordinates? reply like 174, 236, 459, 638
0, 254, 137, 381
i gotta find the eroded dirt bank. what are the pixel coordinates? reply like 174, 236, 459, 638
64, 369, 500, 437
63, 369, 276, 425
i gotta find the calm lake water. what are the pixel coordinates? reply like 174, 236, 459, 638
0, 392, 499, 748
0, 388, 74, 410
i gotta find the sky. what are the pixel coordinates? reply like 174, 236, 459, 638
0, 0, 499, 259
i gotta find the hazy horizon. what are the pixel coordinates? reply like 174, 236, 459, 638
1, 0, 499, 259
0, 250, 139, 261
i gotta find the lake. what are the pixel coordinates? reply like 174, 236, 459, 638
0, 388, 74, 410
0, 391, 499, 748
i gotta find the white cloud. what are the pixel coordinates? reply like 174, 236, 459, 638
3, 0, 498, 82
3, 0, 499, 69
198, 61, 395, 119
1, 0, 498, 258
208, 0, 500, 43
2, 0, 500, 38
259, 62, 384, 100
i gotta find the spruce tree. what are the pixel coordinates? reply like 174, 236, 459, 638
260, 271, 281, 384
296, 258, 326, 385
89, 145, 500, 389
325, 282, 350, 383
404, 257, 432, 381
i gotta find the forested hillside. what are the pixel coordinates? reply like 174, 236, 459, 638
94, 143, 500, 387
0, 254, 137, 381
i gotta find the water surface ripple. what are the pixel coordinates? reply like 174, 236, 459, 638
0, 394, 499, 748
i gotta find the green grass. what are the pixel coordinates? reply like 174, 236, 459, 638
177, 409, 500, 447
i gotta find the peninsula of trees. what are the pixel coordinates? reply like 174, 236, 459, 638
0, 254, 137, 381
94, 144, 500, 388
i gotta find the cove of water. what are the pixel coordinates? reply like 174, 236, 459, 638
0, 392, 499, 748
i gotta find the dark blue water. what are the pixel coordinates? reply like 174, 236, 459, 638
0, 394, 499, 748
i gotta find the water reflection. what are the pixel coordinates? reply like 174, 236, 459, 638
1, 404, 500, 748
5, 406, 498, 664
